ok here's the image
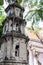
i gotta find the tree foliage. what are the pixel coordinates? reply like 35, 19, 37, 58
0, 6, 6, 37
0, 0, 3, 5
24, 0, 43, 21
0, 6, 6, 47
20, 0, 43, 32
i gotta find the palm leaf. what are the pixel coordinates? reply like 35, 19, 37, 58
25, 11, 36, 21
24, 10, 34, 18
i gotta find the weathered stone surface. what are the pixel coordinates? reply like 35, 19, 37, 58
0, 0, 29, 65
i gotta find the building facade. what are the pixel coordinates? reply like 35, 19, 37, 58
26, 30, 43, 65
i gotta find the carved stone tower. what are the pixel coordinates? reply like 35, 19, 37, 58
1, 0, 29, 65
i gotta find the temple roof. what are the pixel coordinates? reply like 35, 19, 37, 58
5, 2, 24, 13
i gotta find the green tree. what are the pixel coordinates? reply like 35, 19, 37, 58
20, 0, 43, 43
0, 6, 6, 37
24, 0, 43, 27
0, 0, 3, 5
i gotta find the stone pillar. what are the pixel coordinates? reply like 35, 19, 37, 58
34, 56, 38, 65
33, 50, 39, 65
28, 44, 39, 65
29, 49, 34, 65
28, 44, 34, 65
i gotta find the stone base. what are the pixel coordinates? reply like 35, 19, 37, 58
0, 60, 27, 65
0, 63, 26, 65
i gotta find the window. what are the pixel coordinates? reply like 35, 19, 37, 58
4, 26, 6, 32
27, 50, 29, 56
4, 23, 8, 33
11, 23, 13, 27
15, 45, 19, 56
16, 23, 18, 31
9, 20, 12, 31
18, 26, 21, 33
16, 22, 21, 32
20, 11, 23, 18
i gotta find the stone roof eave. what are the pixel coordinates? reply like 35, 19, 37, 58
5, 2, 24, 13
2, 16, 26, 26
2, 31, 29, 42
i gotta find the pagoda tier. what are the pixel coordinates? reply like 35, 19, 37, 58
2, 16, 26, 25
5, 2, 24, 12
2, 16, 26, 35
2, 30, 29, 43
5, 2, 24, 18
1, 32, 29, 63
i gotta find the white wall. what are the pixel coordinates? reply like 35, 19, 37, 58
38, 54, 43, 65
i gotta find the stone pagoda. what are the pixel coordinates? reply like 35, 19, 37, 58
0, 0, 29, 65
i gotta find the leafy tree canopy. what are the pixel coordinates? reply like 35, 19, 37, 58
0, 0, 3, 5
0, 6, 6, 37
21, 0, 43, 30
